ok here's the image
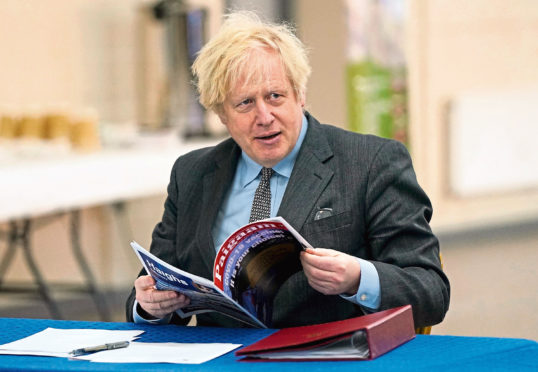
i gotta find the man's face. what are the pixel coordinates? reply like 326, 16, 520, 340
218, 50, 305, 168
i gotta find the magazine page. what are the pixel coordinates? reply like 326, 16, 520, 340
213, 217, 312, 326
131, 241, 265, 328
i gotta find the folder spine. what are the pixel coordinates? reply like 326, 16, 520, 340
365, 305, 415, 359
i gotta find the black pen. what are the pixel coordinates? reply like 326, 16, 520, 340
69, 341, 130, 356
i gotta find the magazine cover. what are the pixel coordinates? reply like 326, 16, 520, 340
131, 216, 311, 327
213, 217, 311, 325
131, 242, 265, 328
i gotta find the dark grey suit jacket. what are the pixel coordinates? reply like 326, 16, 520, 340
126, 112, 450, 328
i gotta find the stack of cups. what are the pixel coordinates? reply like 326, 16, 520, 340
0, 105, 101, 152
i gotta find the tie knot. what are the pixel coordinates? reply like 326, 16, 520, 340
261, 167, 274, 181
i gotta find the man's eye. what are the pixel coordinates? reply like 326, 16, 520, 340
236, 99, 252, 107
269, 93, 282, 100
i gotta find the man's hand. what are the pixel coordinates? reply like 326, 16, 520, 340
134, 275, 190, 319
300, 248, 361, 296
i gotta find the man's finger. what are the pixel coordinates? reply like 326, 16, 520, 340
142, 295, 181, 311
301, 250, 340, 272
303, 247, 338, 257
134, 275, 156, 290
145, 288, 179, 304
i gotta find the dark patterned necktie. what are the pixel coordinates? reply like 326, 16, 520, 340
249, 167, 274, 223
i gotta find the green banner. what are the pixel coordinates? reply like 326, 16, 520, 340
346, 60, 408, 146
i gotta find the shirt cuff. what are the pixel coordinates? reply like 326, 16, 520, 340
340, 258, 381, 311
132, 300, 172, 325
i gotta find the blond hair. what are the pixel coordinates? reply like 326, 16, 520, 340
192, 11, 311, 112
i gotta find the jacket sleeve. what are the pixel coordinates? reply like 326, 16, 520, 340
125, 161, 191, 326
365, 140, 450, 327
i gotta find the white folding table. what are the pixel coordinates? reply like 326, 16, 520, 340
0, 138, 218, 319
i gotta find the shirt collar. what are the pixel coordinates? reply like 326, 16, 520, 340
239, 114, 308, 187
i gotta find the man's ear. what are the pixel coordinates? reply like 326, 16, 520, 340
299, 90, 306, 108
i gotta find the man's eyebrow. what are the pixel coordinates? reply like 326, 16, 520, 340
231, 94, 253, 104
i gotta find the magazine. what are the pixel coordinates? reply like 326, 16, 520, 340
131, 216, 312, 328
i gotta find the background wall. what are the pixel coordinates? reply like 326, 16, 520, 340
295, 0, 347, 128
407, 0, 538, 232
1, 0, 536, 340
0, 0, 140, 122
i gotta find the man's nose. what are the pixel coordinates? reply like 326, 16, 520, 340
255, 101, 274, 125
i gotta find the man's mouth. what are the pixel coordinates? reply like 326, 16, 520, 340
255, 132, 280, 140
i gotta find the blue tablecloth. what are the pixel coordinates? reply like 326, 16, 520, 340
0, 318, 536, 371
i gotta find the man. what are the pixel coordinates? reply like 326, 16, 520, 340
126, 12, 449, 328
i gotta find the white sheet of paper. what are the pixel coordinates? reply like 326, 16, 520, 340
0, 328, 143, 357
73, 342, 242, 364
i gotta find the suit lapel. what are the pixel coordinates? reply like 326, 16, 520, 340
197, 139, 241, 274
278, 113, 334, 233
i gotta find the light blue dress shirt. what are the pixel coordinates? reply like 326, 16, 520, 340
134, 115, 380, 324
210, 116, 308, 251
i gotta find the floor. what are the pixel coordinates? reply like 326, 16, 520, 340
0, 220, 536, 341
433, 220, 538, 340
